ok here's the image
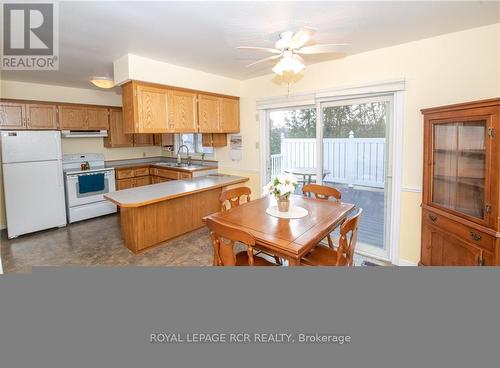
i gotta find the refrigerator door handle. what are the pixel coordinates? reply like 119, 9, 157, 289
55, 131, 62, 160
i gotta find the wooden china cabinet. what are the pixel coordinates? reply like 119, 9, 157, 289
421, 98, 500, 266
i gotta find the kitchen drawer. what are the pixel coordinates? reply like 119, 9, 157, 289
423, 209, 496, 253
116, 178, 134, 190
179, 172, 192, 179
156, 168, 180, 180
116, 168, 134, 180
133, 167, 150, 177
150, 168, 158, 176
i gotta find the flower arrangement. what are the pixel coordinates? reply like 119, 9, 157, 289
263, 174, 298, 212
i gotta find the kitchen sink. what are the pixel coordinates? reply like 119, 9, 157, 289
155, 162, 204, 169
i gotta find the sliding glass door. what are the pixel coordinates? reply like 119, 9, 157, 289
264, 94, 395, 261
319, 96, 393, 260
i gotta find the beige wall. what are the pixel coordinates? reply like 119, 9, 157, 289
0, 80, 163, 228
213, 23, 500, 264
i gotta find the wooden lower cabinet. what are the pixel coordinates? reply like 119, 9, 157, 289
115, 166, 193, 191
119, 187, 222, 252
421, 210, 497, 266
133, 176, 151, 187
116, 178, 134, 190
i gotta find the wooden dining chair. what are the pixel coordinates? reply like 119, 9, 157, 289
300, 208, 363, 267
206, 218, 277, 266
302, 183, 341, 201
219, 187, 251, 212
302, 183, 342, 249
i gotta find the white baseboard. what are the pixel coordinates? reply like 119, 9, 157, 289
398, 259, 418, 266
0, 224, 6, 231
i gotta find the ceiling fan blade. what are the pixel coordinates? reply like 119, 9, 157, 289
289, 27, 316, 49
246, 54, 281, 68
236, 46, 281, 54
297, 43, 348, 54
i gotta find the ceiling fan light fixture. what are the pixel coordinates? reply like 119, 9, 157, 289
272, 57, 304, 76
90, 77, 115, 89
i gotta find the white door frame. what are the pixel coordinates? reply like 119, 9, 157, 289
258, 80, 404, 265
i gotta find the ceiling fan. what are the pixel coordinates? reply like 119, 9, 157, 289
237, 27, 347, 75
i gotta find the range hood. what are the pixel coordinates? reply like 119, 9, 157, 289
61, 130, 108, 138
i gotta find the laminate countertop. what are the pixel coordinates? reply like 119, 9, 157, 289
104, 175, 248, 208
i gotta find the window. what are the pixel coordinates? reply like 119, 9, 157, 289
177, 134, 214, 156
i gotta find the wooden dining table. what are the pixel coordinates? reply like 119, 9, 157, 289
204, 194, 355, 266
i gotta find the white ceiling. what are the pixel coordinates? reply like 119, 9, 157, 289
2, 1, 499, 89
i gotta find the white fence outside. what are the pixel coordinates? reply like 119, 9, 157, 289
271, 132, 385, 188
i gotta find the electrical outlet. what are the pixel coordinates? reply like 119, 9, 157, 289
255, 142, 259, 149
142, 152, 146, 157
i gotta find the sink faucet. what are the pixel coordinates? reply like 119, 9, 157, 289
177, 144, 191, 166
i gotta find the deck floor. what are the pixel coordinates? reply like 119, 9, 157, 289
299, 183, 385, 249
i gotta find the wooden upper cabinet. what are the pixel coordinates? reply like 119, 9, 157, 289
169, 90, 197, 132
59, 105, 87, 130
121, 81, 239, 134
0, 102, 26, 129
133, 133, 155, 146
25, 104, 57, 129
136, 84, 170, 133
86, 107, 109, 130
198, 95, 219, 132
154, 133, 174, 146
59, 105, 110, 131
104, 108, 134, 148
219, 98, 240, 133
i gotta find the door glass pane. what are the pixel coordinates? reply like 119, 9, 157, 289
268, 108, 316, 189
322, 101, 389, 254
432, 121, 486, 218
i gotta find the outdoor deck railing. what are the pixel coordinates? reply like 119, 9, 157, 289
271, 132, 385, 188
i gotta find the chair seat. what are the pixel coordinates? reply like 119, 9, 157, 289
235, 251, 278, 266
300, 245, 348, 266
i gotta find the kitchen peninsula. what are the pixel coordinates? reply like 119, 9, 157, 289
104, 175, 248, 253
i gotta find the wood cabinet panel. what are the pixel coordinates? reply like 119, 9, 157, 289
136, 84, 169, 133
219, 98, 239, 132
202, 133, 227, 147
116, 169, 134, 180
133, 167, 150, 177
86, 107, 109, 130
133, 176, 151, 187
422, 222, 482, 266
104, 109, 134, 148
0, 102, 26, 129
116, 178, 134, 191
133, 133, 154, 146
154, 133, 174, 146
198, 95, 219, 132
25, 104, 57, 129
59, 105, 87, 130
155, 168, 180, 180
169, 90, 197, 132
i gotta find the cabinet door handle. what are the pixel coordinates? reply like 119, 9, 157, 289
428, 214, 437, 222
469, 231, 482, 241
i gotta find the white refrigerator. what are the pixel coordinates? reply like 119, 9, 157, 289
1, 130, 67, 238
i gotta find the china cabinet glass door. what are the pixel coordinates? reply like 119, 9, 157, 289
431, 120, 488, 220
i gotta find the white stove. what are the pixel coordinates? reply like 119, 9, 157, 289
62, 154, 117, 223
